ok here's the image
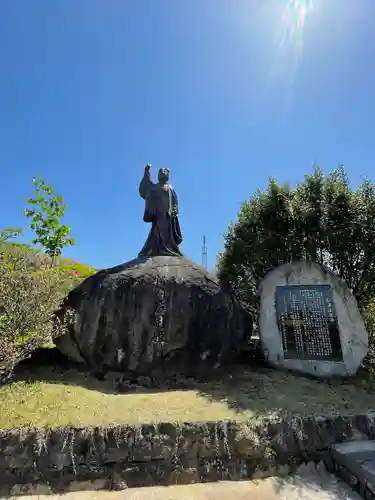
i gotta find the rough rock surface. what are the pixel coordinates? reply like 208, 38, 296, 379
0, 413, 374, 495
56, 255, 250, 378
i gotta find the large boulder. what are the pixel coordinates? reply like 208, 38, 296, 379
55, 255, 251, 378
258, 260, 368, 377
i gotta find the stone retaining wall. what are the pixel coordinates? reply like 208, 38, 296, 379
2, 413, 375, 496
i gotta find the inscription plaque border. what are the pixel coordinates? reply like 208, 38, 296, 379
275, 284, 343, 362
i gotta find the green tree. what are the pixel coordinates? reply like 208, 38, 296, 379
24, 177, 75, 265
217, 165, 375, 313
0, 228, 23, 246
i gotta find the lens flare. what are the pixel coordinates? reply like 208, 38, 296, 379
266, 0, 314, 116
280, 0, 314, 49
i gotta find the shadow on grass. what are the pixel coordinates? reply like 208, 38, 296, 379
11, 346, 373, 420
15, 349, 122, 395
13, 346, 279, 406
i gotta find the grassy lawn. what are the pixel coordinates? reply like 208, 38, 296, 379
0, 363, 373, 429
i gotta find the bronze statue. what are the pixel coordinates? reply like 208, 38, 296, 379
138, 164, 183, 257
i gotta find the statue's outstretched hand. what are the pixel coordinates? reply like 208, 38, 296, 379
145, 164, 151, 173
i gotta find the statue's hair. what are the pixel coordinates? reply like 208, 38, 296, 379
159, 168, 170, 174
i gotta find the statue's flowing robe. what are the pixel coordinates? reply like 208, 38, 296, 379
138, 173, 183, 257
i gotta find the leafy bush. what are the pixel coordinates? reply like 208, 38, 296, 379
53, 263, 96, 296
0, 253, 74, 384
361, 300, 375, 374
0, 242, 96, 275
0, 242, 46, 271
55, 262, 96, 280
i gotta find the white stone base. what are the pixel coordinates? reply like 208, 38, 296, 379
258, 261, 368, 377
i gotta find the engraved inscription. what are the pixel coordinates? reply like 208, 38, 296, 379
153, 279, 166, 345
275, 285, 343, 361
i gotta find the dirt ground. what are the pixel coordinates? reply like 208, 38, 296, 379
6, 463, 361, 500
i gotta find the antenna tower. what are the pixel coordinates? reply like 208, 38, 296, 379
202, 235, 207, 269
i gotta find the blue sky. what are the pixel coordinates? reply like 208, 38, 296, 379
1, 0, 375, 269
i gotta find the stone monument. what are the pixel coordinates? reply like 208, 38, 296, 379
258, 260, 368, 377
56, 165, 250, 380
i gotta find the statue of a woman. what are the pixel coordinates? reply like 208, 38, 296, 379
138, 164, 183, 257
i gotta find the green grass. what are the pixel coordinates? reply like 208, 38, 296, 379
0, 365, 373, 429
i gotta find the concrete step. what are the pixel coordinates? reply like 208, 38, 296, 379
329, 440, 375, 499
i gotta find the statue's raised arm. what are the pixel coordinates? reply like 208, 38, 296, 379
138, 164, 183, 258
139, 164, 154, 200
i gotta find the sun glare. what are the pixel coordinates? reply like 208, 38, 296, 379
279, 0, 314, 49
267, 0, 315, 114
